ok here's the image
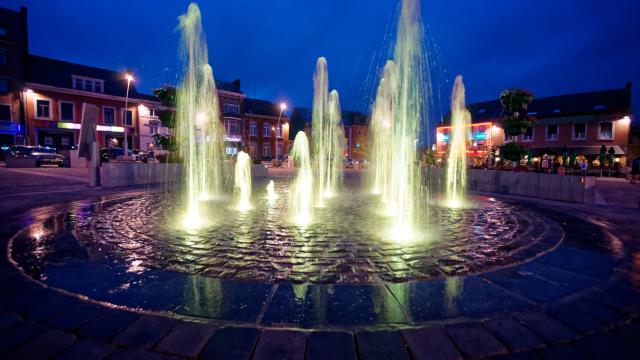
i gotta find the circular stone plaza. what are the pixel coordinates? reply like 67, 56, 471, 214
1, 169, 639, 359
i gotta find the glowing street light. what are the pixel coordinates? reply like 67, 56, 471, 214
276, 101, 288, 166
123, 73, 134, 156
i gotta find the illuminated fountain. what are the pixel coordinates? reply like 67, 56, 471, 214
289, 131, 313, 225
234, 151, 252, 212
266, 180, 277, 202
369, 61, 397, 203
370, 0, 428, 240
445, 75, 470, 208
176, 3, 225, 228
312, 57, 344, 206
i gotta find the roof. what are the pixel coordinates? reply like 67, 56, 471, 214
289, 107, 368, 126
244, 98, 283, 117
26, 55, 159, 101
216, 79, 242, 94
441, 84, 632, 125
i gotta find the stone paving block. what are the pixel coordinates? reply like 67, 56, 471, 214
538, 344, 588, 360
55, 338, 115, 360
514, 312, 579, 343
356, 331, 409, 360
483, 317, 545, 352
154, 321, 216, 358
0, 312, 20, 331
573, 332, 640, 359
113, 315, 176, 350
400, 327, 462, 360
0, 286, 49, 312
47, 302, 103, 331
200, 326, 260, 360
546, 305, 608, 334
446, 323, 507, 358
106, 348, 181, 360
5, 329, 76, 359
307, 331, 356, 360
0, 320, 47, 353
572, 300, 626, 326
78, 310, 139, 341
21, 293, 81, 322
253, 329, 306, 360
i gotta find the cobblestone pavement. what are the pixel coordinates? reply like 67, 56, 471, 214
1, 168, 640, 359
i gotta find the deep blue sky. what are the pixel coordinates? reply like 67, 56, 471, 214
5, 0, 640, 129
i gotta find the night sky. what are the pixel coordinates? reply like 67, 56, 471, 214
5, 0, 640, 132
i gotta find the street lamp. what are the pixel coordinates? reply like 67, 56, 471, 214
276, 102, 287, 166
123, 73, 134, 157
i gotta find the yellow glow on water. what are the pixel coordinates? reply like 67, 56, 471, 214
266, 180, 277, 202
182, 208, 202, 230
447, 197, 462, 209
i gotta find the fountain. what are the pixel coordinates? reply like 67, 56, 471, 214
289, 131, 313, 225
234, 151, 252, 212
445, 76, 470, 208
266, 180, 277, 202
312, 57, 344, 206
176, 3, 225, 228
369, 0, 427, 240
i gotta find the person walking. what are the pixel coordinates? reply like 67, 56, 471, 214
631, 157, 640, 184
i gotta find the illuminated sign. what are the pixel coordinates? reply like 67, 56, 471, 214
474, 132, 488, 140
224, 134, 242, 142
57, 122, 82, 130
97, 125, 125, 133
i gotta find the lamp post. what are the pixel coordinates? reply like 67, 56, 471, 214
123, 73, 134, 158
276, 102, 287, 166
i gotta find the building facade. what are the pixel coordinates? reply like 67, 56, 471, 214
436, 84, 633, 166
243, 97, 290, 161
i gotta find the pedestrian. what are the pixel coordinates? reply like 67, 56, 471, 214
631, 157, 640, 184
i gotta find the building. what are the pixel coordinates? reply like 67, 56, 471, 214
290, 107, 369, 160
436, 84, 633, 166
243, 97, 290, 160
23, 55, 164, 150
216, 79, 245, 155
0, 6, 28, 148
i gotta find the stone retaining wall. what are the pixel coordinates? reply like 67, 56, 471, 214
425, 167, 596, 204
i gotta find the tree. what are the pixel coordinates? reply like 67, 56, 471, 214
500, 141, 527, 162
499, 88, 534, 136
152, 86, 177, 129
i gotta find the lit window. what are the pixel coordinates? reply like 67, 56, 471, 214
573, 123, 586, 140
505, 134, 516, 142
150, 120, 160, 135
60, 101, 74, 121
546, 125, 558, 140
103, 107, 115, 125
36, 99, 51, 118
599, 122, 613, 140
522, 126, 533, 141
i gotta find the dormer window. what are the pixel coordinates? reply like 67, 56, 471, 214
593, 105, 607, 110
72, 75, 105, 93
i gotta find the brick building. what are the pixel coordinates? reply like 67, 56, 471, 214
243, 97, 290, 160
436, 84, 633, 166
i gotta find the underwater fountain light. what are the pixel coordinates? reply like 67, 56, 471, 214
266, 180, 277, 202
289, 131, 313, 225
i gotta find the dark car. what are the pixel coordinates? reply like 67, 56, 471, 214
7, 145, 65, 167
100, 147, 125, 162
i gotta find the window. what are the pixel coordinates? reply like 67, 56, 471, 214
504, 134, 516, 142
249, 121, 257, 136
103, 107, 115, 125
250, 141, 258, 157
573, 123, 586, 140
0, 28, 6, 37
94, 81, 103, 93
223, 102, 240, 114
150, 120, 160, 135
263, 123, 271, 137
74, 78, 82, 89
263, 142, 271, 157
83, 80, 94, 92
599, 122, 613, 140
224, 119, 239, 134
60, 101, 74, 121
0, 78, 8, 93
546, 125, 558, 141
276, 125, 282, 138
522, 126, 533, 142
0, 104, 10, 121
0, 49, 7, 65
72, 75, 104, 93
121, 109, 133, 126
36, 99, 51, 119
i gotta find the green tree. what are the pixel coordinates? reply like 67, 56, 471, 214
500, 141, 527, 162
499, 88, 534, 136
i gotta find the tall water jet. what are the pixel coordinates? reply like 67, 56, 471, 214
312, 57, 344, 206
289, 131, 313, 225
387, 0, 428, 239
176, 3, 225, 228
445, 76, 470, 208
266, 180, 277, 202
369, 61, 397, 203
234, 151, 252, 212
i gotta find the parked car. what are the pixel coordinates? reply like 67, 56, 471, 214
100, 147, 125, 162
7, 145, 65, 167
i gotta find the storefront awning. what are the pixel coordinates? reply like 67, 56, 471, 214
533, 145, 625, 156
